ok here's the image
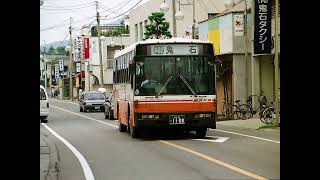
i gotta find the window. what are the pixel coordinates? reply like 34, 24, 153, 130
139, 22, 143, 41
144, 20, 148, 39
135, 24, 138, 42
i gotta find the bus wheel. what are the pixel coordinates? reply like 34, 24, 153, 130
130, 126, 139, 138
196, 128, 207, 138
118, 121, 127, 132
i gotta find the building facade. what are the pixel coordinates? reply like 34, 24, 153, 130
129, 0, 227, 43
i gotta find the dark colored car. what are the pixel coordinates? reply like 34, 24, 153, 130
79, 91, 106, 112
104, 93, 115, 120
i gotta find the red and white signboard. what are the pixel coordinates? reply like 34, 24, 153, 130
84, 37, 90, 60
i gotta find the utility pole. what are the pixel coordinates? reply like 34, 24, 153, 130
69, 17, 74, 101
274, 0, 280, 126
192, 0, 195, 39
244, 0, 248, 98
172, 0, 177, 37
43, 40, 47, 92
95, 1, 104, 88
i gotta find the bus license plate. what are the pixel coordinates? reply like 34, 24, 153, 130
169, 115, 185, 125
95, 106, 100, 109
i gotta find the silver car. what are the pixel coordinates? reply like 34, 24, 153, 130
79, 91, 106, 112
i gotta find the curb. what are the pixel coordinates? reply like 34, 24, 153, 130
41, 133, 60, 180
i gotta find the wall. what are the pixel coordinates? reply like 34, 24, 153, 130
207, 14, 233, 55
129, 0, 225, 44
232, 13, 252, 54
198, 21, 208, 41
260, 56, 275, 103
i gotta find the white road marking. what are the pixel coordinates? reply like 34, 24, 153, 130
50, 100, 279, 144
211, 129, 280, 144
41, 123, 95, 180
51, 105, 118, 128
193, 136, 230, 143
50, 99, 78, 105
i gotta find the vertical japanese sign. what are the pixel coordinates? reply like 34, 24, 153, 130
254, 0, 272, 54
59, 59, 64, 71
76, 63, 81, 73
84, 37, 90, 60
234, 14, 244, 36
55, 64, 60, 80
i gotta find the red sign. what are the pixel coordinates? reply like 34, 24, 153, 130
84, 37, 90, 59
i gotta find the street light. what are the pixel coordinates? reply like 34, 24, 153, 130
160, 0, 196, 38
160, 1, 169, 13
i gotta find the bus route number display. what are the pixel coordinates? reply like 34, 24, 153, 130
151, 44, 199, 56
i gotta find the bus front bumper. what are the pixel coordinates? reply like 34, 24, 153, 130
134, 112, 216, 130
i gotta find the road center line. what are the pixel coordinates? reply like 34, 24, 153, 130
52, 104, 270, 179
211, 129, 280, 144
50, 99, 79, 105
51, 105, 118, 128
50, 100, 279, 144
159, 140, 268, 180
41, 123, 95, 180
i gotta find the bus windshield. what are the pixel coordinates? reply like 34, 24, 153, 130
135, 56, 215, 96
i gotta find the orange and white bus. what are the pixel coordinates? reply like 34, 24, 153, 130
112, 38, 217, 138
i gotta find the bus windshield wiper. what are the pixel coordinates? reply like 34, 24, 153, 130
178, 75, 197, 96
157, 75, 173, 96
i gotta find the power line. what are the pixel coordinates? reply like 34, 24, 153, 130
101, 0, 142, 20
43, 1, 95, 8
56, 31, 70, 49
208, 0, 219, 12
41, 4, 95, 11
99, 0, 132, 16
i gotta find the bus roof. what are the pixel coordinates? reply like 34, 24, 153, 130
114, 38, 212, 58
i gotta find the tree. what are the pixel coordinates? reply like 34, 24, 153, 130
144, 12, 172, 39
56, 47, 66, 55
48, 46, 55, 55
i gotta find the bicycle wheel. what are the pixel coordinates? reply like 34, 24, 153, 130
242, 104, 253, 119
232, 105, 242, 120
263, 107, 275, 124
239, 104, 249, 120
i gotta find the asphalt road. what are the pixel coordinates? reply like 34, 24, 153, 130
40, 99, 280, 180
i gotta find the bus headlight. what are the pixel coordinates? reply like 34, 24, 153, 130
141, 114, 160, 119
195, 113, 212, 118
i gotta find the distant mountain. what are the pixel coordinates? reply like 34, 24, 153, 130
40, 40, 69, 50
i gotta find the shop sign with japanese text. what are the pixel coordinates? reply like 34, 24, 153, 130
254, 0, 272, 54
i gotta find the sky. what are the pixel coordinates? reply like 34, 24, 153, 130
40, 0, 150, 45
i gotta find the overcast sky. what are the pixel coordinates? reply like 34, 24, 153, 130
40, 0, 149, 45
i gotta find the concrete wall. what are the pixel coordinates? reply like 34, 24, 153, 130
129, 0, 225, 44
260, 56, 274, 103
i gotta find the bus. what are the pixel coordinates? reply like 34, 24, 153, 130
112, 38, 217, 138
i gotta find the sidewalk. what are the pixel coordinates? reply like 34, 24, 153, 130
40, 133, 59, 180
217, 118, 280, 132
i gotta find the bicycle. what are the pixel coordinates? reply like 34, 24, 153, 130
241, 94, 269, 123
262, 99, 280, 124
222, 98, 246, 120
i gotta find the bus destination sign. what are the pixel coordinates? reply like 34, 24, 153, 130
151, 44, 199, 56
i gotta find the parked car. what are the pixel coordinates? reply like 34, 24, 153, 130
104, 93, 115, 120
40, 85, 49, 123
79, 91, 106, 112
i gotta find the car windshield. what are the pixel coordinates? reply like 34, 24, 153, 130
134, 56, 215, 96
84, 93, 105, 100
40, 88, 46, 100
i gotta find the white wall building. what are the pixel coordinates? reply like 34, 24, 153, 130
82, 25, 131, 95
129, 0, 228, 44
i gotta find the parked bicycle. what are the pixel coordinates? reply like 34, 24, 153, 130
262, 98, 280, 124
221, 98, 246, 120
241, 94, 270, 123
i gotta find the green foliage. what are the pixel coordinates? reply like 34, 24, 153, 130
48, 46, 55, 55
100, 26, 129, 37
144, 12, 172, 40
56, 47, 66, 55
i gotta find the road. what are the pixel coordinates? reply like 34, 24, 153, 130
40, 99, 280, 180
